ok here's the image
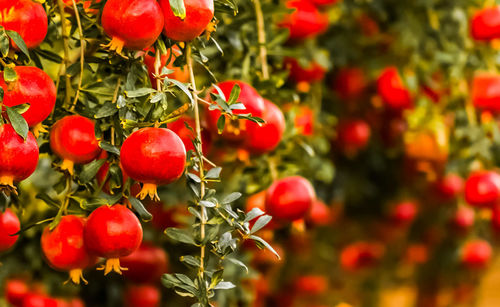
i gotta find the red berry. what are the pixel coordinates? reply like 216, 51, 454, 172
464, 171, 500, 208
120, 127, 186, 200
266, 176, 315, 222
336, 119, 371, 154
22, 293, 58, 307
461, 239, 492, 269
434, 173, 464, 201
471, 7, 500, 41
245, 99, 285, 154
50, 115, 102, 175
84, 204, 143, 275
450, 206, 475, 232
307, 200, 332, 226
0, 0, 48, 49
472, 73, 500, 113
377, 67, 413, 111
284, 57, 326, 84
340, 241, 384, 272
5, 279, 29, 307
168, 116, 212, 154
143, 47, 189, 89
41, 215, 96, 284
279, 0, 328, 42
159, 0, 214, 42
332, 67, 367, 100
0, 124, 39, 187
292, 275, 328, 295
389, 200, 418, 225
101, 0, 164, 53
120, 242, 168, 283
124, 284, 161, 307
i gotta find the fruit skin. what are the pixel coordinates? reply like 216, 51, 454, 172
41, 215, 96, 284
306, 200, 332, 226
389, 200, 418, 225
168, 116, 212, 154
451, 206, 475, 232
306, 0, 339, 7
120, 242, 168, 284
265, 176, 316, 222
340, 241, 385, 272
471, 7, 500, 41
464, 171, 500, 208
5, 279, 29, 307
279, 0, 329, 41
336, 119, 371, 154
101, 0, 164, 52
143, 47, 189, 89
159, 0, 214, 42
285, 104, 314, 136
84, 204, 143, 275
120, 128, 186, 200
0, 66, 56, 128
0, 124, 39, 186
434, 173, 464, 201
0, 0, 48, 49
245, 99, 286, 154
284, 57, 326, 84
22, 293, 58, 307
332, 67, 367, 100
124, 284, 161, 307
377, 67, 413, 111
471, 73, 500, 113
461, 239, 492, 269
146, 201, 190, 230
292, 275, 328, 295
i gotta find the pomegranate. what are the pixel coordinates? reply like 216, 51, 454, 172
0, 0, 48, 49
332, 67, 367, 100
471, 73, 500, 113
389, 200, 418, 226
377, 67, 413, 111
284, 57, 326, 85
464, 171, 500, 208
404, 244, 429, 265
124, 284, 161, 307
306, 200, 332, 226
5, 279, 29, 307
168, 116, 212, 154
340, 241, 384, 272
245, 99, 285, 154
336, 119, 371, 155
265, 176, 315, 222
22, 293, 58, 307
0, 66, 57, 129
292, 275, 328, 295
120, 242, 168, 283
147, 201, 190, 230
292, 105, 314, 136
279, 0, 329, 42
50, 115, 102, 175
144, 47, 189, 89
101, 0, 164, 53
306, 0, 340, 7
0, 208, 20, 252
159, 0, 214, 42
41, 215, 96, 284
84, 204, 143, 275
0, 124, 39, 187
450, 206, 475, 232
461, 239, 492, 269
434, 173, 464, 201
120, 127, 186, 200
471, 7, 500, 41
245, 190, 280, 231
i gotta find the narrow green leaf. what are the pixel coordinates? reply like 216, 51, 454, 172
214, 281, 236, 290
244, 207, 265, 223
169, 0, 186, 19
6, 30, 29, 59
222, 192, 242, 204
3, 66, 17, 82
79, 158, 106, 183
129, 197, 153, 222
205, 167, 222, 179
165, 227, 197, 245
250, 215, 272, 234
249, 235, 281, 259
227, 83, 240, 104
99, 141, 121, 156
5, 105, 28, 140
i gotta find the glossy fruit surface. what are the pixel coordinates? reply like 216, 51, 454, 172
5, 279, 29, 307
265, 176, 315, 222
377, 67, 413, 110
336, 119, 371, 154
279, 0, 329, 41
245, 99, 285, 154
144, 47, 189, 88
0, 208, 20, 252
0, 124, 39, 186
0, 0, 48, 49
120, 242, 168, 283
464, 171, 500, 207
471, 7, 500, 41
332, 67, 367, 100
434, 173, 464, 201
472, 73, 500, 113
284, 57, 326, 84
0, 66, 56, 128
124, 284, 161, 307
168, 116, 211, 154
21, 293, 58, 307
102, 0, 164, 52
120, 127, 186, 200
160, 0, 214, 42
461, 239, 492, 269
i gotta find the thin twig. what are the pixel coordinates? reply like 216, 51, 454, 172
56, 0, 72, 109
253, 0, 269, 80
70, 0, 86, 112
154, 48, 162, 91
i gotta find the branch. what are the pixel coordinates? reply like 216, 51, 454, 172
70, 0, 86, 112
56, 0, 72, 109
253, 0, 269, 80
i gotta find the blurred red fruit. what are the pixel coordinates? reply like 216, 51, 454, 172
120, 242, 168, 284
450, 206, 475, 232
336, 119, 371, 155
472, 73, 500, 113
340, 241, 384, 271
377, 67, 413, 111
464, 171, 500, 208
434, 173, 464, 201
279, 0, 329, 42
461, 239, 492, 269
333, 67, 367, 100
266, 176, 315, 222
471, 7, 500, 41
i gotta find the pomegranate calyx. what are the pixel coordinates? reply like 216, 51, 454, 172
102, 37, 127, 58
59, 159, 75, 175
97, 258, 128, 275
65, 269, 88, 285
31, 123, 47, 138
137, 183, 160, 201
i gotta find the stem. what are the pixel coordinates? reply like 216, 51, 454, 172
70, 0, 86, 112
253, 0, 269, 80
154, 48, 162, 91
56, 0, 72, 109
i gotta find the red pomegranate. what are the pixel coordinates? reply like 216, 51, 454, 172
41, 215, 96, 284
50, 115, 102, 175
147, 201, 190, 230
265, 176, 315, 222
279, 0, 329, 42
144, 47, 189, 89
205, 81, 266, 142
0, 66, 56, 129
245, 99, 285, 154
22, 293, 58, 307
159, 0, 214, 42
464, 171, 500, 208
492, 205, 500, 232
245, 190, 280, 231
84, 204, 143, 275
471, 73, 500, 113
124, 284, 161, 307
471, 7, 500, 41
434, 173, 464, 201
336, 119, 371, 155
120, 128, 186, 200
332, 67, 367, 100
292, 275, 328, 295
340, 241, 384, 272
306, 0, 340, 7
0, 124, 39, 187
101, 0, 164, 53
451, 206, 475, 232
5, 279, 29, 307
0, 0, 48, 49
307, 200, 332, 226
120, 242, 168, 283
284, 57, 326, 85
377, 67, 413, 111
389, 200, 418, 225
461, 239, 492, 269
291, 105, 314, 136
168, 116, 212, 154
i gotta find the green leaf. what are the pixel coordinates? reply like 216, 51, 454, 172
168, 79, 194, 105
205, 167, 222, 179
78, 158, 106, 183
169, 0, 186, 19
165, 227, 197, 245
5, 105, 28, 140
209, 269, 224, 289
187, 173, 201, 183
227, 83, 240, 105
250, 215, 272, 234
95, 102, 118, 118
6, 30, 29, 59
222, 192, 241, 204
129, 197, 153, 222
3, 66, 17, 82
125, 88, 156, 98
99, 142, 121, 156
244, 207, 265, 223
217, 115, 225, 134
200, 200, 216, 208
249, 235, 281, 260
214, 281, 236, 290
0, 31, 9, 57
226, 257, 248, 273
179, 255, 201, 268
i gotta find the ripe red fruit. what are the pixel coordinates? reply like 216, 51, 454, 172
22, 293, 58, 307
84, 204, 143, 275
144, 47, 189, 89
120, 128, 186, 200
147, 201, 190, 230
0, 66, 56, 129
101, 0, 164, 53
307, 200, 332, 226
336, 119, 371, 155
120, 242, 168, 283
0, 124, 39, 187
0, 209, 20, 252
284, 57, 326, 84
41, 215, 96, 284
470, 7, 500, 41
377, 67, 413, 111
340, 241, 384, 272
472, 73, 500, 113
5, 279, 29, 307
0, 0, 48, 49
461, 239, 492, 269
168, 116, 212, 154
332, 67, 367, 100
306, 0, 340, 7
292, 275, 328, 295
279, 0, 329, 42
124, 284, 161, 307
245, 99, 285, 154
50, 115, 102, 175
464, 171, 500, 208
265, 176, 315, 222
292, 105, 314, 136
159, 0, 214, 42
450, 206, 475, 232
434, 173, 464, 201
389, 200, 418, 225
205, 81, 266, 141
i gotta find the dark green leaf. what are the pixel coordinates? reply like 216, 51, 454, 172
79, 159, 106, 183
165, 227, 197, 245
169, 0, 186, 19
3, 66, 17, 82
99, 141, 121, 156
5, 105, 28, 140
6, 30, 29, 59
129, 197, 153, 222
249, 235, 281, 259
